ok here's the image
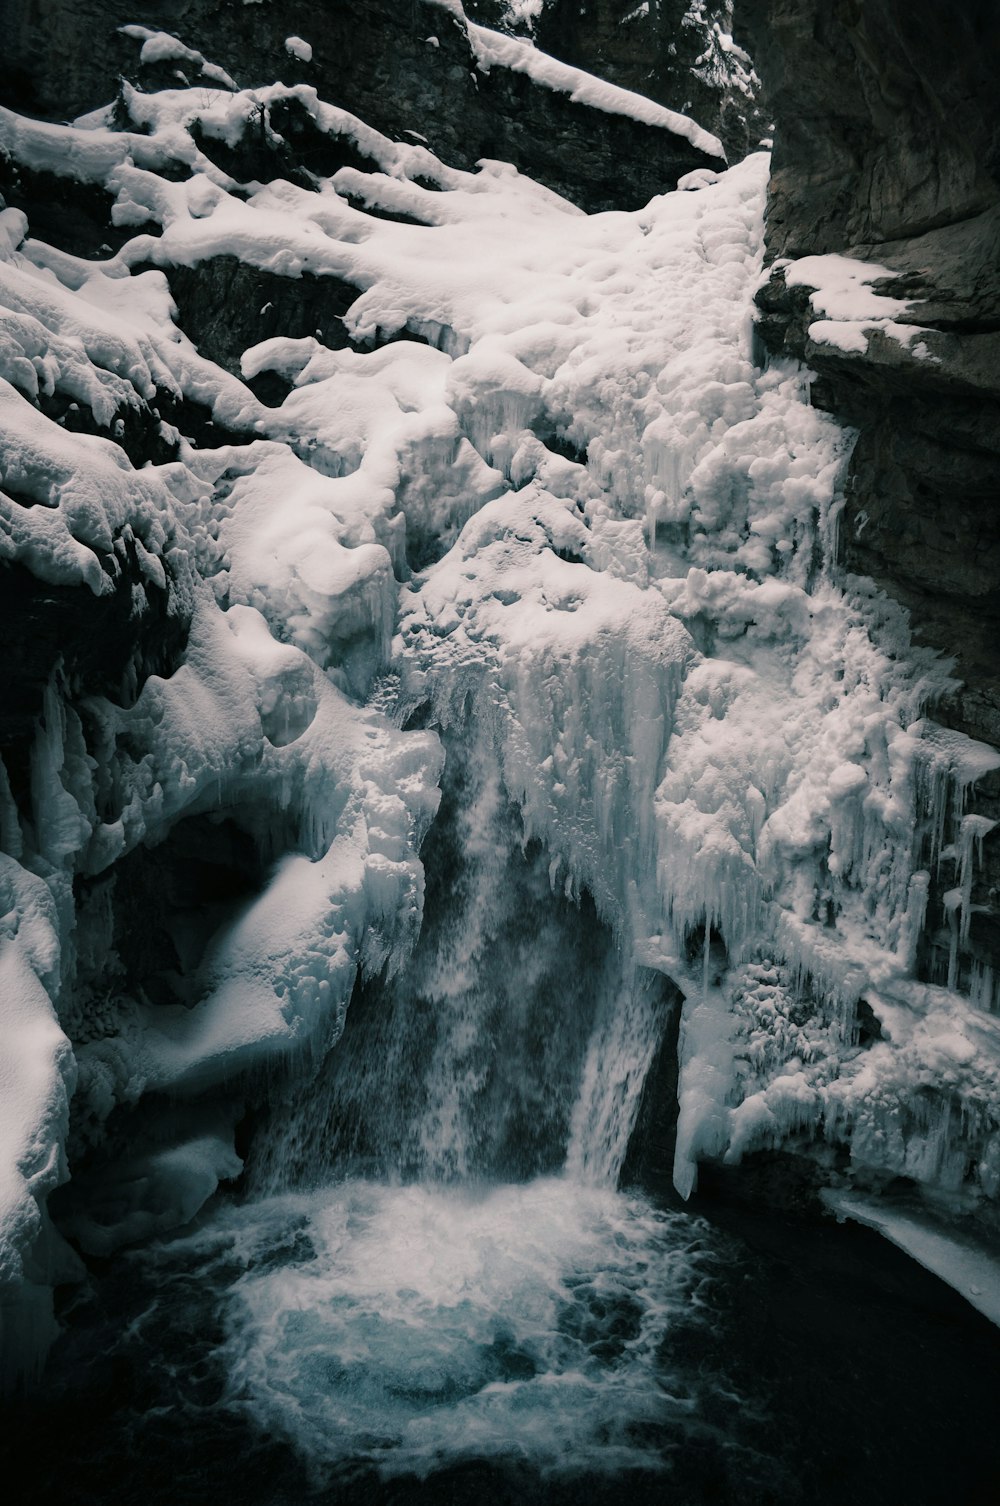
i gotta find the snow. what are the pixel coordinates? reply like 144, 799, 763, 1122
284, 36, 313, 63
467, 23, 725, 160
127, 676, 442, 1095
507, 0, 545, 26
783, 252, 935, 358
823, 1189, 1000, 1329
0, 22, 997, 1373
0, 378, 185, 596
677, 168, 719, 191
117, 25, 238, 89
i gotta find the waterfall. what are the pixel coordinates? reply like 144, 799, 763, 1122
565, 968, 678, 1186
182, 713, 711, 1485
3, 15, 999, 1495
252, 717, 672, 1194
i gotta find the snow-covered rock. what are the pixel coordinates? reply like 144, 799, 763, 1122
0, 9, 997, 1389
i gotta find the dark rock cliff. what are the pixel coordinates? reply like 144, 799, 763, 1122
3, 0, 721, 212
742, 0, 1000, 1011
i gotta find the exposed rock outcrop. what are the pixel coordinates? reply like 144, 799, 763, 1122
743, 0, 1000, 737
4, 0, 722, 212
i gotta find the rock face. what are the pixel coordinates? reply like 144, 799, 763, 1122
743, 0, 1000, 740
743, 0, 1000, 1012
468, 0, 768, 162
4, 0, 722, 212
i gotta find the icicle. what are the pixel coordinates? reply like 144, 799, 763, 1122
896, 869, 929, 973
30, 680, 89, 870
970, 958, 995, 1015
957, 814, 996, 945
943, 888, 962, 993
0, 754, 23, 861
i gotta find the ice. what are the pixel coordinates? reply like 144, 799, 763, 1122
131, 690, 441, 1097
399, 482, 693, 932
1, 27, 998, 1381
823, 1189, 1000, 1328
373, 150, 996, 1209
56, 1112, 244, 1257
185, 444, 399, 692
0, 856, 77, 1388
670, 980, 735, 1197
0, 382, 182, 595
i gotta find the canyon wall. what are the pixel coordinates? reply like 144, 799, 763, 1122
742, 0, 1000, 1011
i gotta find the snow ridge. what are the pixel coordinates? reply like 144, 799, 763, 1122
467, 21, 726, 160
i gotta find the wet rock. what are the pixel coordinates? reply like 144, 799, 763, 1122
162, 258, 362, 376
744, 0, 1000, 739
0, 544, 189, 814
0, 156, 157, 261
619, 979, 683, 1197
740, 0, 1000, 257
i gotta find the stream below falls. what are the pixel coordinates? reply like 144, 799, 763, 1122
5, 1169, 999, 1506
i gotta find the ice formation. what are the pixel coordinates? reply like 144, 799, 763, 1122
0, 8, 998, 1383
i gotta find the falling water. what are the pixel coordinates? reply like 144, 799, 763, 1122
249, 719, 634, 1189
176, 718, 704, 1481
565, 966, 678, 1186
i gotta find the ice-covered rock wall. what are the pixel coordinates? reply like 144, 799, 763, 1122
0, 2, 998, 1386
740, 0, 1000, 1080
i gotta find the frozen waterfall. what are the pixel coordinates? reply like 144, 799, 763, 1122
0, 16, 998, 1430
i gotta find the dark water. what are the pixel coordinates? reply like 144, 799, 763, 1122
4, 1175, 998, 1506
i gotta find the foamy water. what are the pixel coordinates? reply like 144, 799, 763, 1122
141, 1177, 717, 1480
